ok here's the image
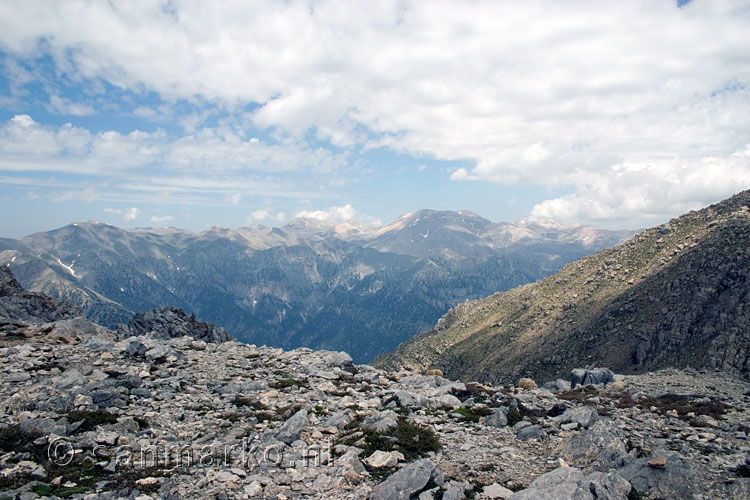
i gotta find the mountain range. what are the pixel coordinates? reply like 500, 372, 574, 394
375, 191, 750, 383
0, 210, 631, 362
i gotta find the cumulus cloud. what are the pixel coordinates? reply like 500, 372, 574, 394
123, 207, 139, 221
531, 146, 750, 227
0, 115, 344, 176
296, 204, 357, 223
0, 1, 748, 226
248, 210, 285, 223
104, 206, 140, 221
150, 215, 174, 224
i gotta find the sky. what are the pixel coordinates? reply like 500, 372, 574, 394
0, 0, 748, 238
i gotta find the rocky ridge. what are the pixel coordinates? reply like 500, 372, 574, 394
375, 190, 750, 383
117, 307, 234, 344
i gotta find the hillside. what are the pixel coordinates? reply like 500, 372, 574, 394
375, 190, 750, 384
0, 210, 631, 362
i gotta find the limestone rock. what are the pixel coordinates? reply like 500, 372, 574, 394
369, 459, 442, 500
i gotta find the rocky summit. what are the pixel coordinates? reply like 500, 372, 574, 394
1, 267, 750, 499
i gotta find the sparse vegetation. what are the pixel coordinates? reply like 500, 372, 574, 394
270, 378, 308, 390
335, 416, 441, 461
451, 407, 493, 423
66, 409, 119, 433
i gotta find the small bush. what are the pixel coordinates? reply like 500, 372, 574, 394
32, 484, 53, 496
736, 464, 750, 478
452, 407, 493, 423
0, 424, 42, 453
337, 416, 441, 461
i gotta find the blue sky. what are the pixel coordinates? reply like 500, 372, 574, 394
0, 0, 748, 238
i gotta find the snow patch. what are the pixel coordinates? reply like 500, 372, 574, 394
56, 257, 77, 277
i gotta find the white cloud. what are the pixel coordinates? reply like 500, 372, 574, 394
0, 1, 748, 225
531, 146, 750, 228
150, 215, 174, 224
248, 209, 285, 223
296, 204, 357, 223
124, 207, 139, 221
48, 95, 94, 116
52, 187, 98, 202
0, 115, 345, 176
225, 193, 241, 205
250, 209, 269, 220
104, 206, 141, 222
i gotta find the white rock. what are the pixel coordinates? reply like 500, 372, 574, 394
483, 482, 515, 499
244, 480, 263, 496
366, 450, 405, 468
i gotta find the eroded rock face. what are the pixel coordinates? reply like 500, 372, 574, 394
118, 306, 234, 343
0, 265, 82, 325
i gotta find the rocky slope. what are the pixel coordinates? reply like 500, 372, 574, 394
0, 211, 631, 362
1, 264, 749, 499
0, 265, 82, 326
375, 190, 750, 384
2, 326, 749, 498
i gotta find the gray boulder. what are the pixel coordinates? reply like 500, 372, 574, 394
276, 409, 309, 444
52, 369, 87, 391
89, 387, 128, 408
485, 407, 509, 428
559, 406, 599, 429
124, 340, 148, 358
561, 420, 629, 472
509, 466, 630, 500
443, 481, 472, 500
369, 459, 443, 500
617, 452, 698, 499
145, 344, 185, 363
394, 390, 428, 408
362, 410, 398, 433
542, 379, 572, 392
570, 368, 615, 388
516, 424, 545, 441
324, 411, 352, 430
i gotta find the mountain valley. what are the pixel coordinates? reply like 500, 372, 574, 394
0, 210, 631, 362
